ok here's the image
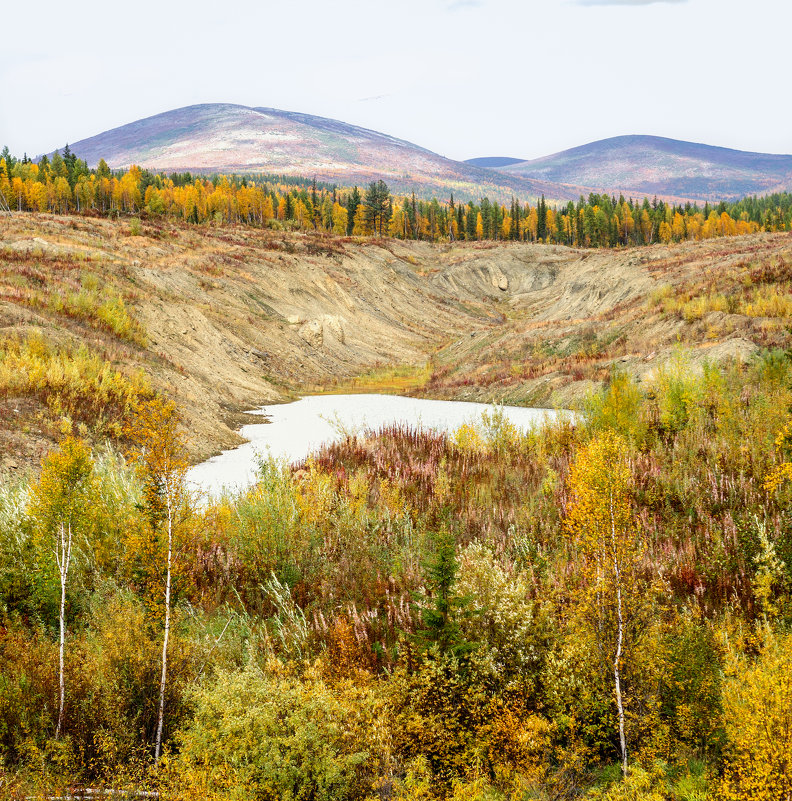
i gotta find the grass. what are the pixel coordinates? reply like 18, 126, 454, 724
0, 332, 152, 437
0, 250, 147, 346
308, 362, 434, 396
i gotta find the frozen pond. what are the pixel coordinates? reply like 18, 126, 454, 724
188, 394, 568, 498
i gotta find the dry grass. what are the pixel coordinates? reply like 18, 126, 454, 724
0, 333, 151, 437
309, 363, 434, 396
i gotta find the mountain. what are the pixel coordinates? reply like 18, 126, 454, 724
62, 103, 582, 204
60, 110, 792, 204
478, 135, 792, 202
464, 157, 524, 169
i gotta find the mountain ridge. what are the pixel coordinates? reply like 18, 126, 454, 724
57, 106, 792, 204
60, 103, 584, 204
481, 134, 792, 201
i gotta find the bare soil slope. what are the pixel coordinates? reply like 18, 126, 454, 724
2, 214, 791, 469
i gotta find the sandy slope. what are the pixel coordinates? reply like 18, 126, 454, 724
2, 214, 790, 467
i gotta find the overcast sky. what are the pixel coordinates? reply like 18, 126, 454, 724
2, 0, 790, 162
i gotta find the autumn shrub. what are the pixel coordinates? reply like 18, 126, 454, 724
388, 647, 552, 798
540, 620, 618, 766
584, 369, 648, 447
0, 478, 36, 618
680, 293, 729, 322
743, 284, 792, 317
454, 542, 547, 688
0, 333, 151, 436
388, 651, 491, 795
650, 350, 704, 437
168, 661, 387, 801
94, 294, 146, 345
0, 587, 197, 785
0, 625, 60, 765
219, 460, 319, 610
626, 614, 724, 766
720, 631, 792, 800
66, 588, 199, 778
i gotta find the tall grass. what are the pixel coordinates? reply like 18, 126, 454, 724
0, 333, 151, 436
0, 252, 147, 346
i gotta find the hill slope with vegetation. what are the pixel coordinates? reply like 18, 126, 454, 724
2, 215, 792, 799
490, 135, 792, 202
57, 103, 581, 204
2, 214, 791, 467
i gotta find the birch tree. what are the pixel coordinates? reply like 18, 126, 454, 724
31, 436, 94, 738
565, 431, 641, 778
125, 397, 190, 763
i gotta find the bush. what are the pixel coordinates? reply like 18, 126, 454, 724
0, 333, 151, 436
720, 632, 792, 800
454, 542, 545, 686
168, 661, 386, 801
584, 369, 648, 447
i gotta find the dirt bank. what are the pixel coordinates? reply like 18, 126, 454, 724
2, 214, 790, 468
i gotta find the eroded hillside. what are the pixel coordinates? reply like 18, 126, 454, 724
1, 213, 791, 470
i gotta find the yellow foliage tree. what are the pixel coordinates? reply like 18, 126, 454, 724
30, 435, 94, 738
720, 632, 792, 800
565, 431, 641, 777
125, 396, 191, 762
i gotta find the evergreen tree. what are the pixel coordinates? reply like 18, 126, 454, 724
411, 527, 475, 658
363, 180, 391, 236
537, 195, 547, 241
0, 145, 15, 172
347, 186, 361, 235
466, 202, 477, 240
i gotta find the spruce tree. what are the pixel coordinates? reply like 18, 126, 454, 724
537, 195, 547, 242
411, 527, 475, 657
347, 186, 361, 235
363, 180, 390, 236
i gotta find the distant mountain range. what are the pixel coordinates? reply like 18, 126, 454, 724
468, 135, 792, 202
61, 105, 792, 204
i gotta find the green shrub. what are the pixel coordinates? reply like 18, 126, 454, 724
168, 662, 385, 801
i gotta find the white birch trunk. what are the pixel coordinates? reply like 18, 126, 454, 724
154, 482, 172, 763
610, 493, 628, 777
55, 522, 72, 738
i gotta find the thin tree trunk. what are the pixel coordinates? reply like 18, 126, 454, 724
55, 522, 72, 738
154, 488, 173, 762
610, 495, 628, 778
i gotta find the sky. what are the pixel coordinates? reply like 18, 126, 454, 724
2, 0, 790, 162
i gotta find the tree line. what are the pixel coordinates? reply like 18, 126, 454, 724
2, 145, 792, 247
